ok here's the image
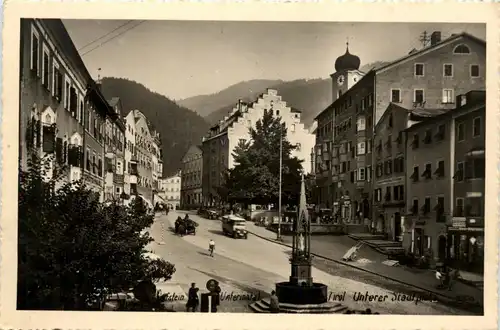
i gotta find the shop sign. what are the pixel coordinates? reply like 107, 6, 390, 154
452, 218, 466, 228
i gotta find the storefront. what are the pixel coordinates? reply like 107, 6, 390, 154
447, 217, 484, 273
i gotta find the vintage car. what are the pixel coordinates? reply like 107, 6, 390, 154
221, 214, 248, 239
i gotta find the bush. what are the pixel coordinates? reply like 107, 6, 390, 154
18, 154, 176, 310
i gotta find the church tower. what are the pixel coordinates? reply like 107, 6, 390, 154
330, 42, 364, 103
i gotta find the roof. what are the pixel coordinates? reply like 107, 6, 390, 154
314, 32, 486, 121
291, 107, 302, 113
375, 32, 485, 73
405, 91, 485, 132
181, 145, 203, 163
375, 103, 410, 130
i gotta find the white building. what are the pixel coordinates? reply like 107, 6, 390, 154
202, 89, 315, 205
159, 171, 181, 210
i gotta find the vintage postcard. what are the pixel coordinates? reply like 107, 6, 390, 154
1, 1, 498, 329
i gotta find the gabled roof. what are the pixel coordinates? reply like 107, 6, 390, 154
181, 145, 203, 163
375, 32, 485, 74
108, 97, 121, 108
375, 103, 409, 130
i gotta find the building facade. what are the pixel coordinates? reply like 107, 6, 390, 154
124, 110, 155, 204
202, 89, 315, 205
151, 131, 163, 204
20, 19, 112, 201
180, 145, 203, 209
314, 32, 486, 228
103, 97, 126, 201
449, 92, 485, 273
404, 91, 485, 269
124, 113, 138, 197
159, 172, 182, 210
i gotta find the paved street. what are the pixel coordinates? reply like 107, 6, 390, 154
147, 211, 472, 314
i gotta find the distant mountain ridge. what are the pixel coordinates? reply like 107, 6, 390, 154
100, 77, 210, 176
179, 62, 389, 128
177, 79, 284, 117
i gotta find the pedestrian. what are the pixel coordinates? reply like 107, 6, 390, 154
186, 283, 199, 312
269, 290, 280, 313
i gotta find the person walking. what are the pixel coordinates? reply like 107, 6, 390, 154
186, 283, 199, 312
208, 239, 215, 257
269, 290, 280, 313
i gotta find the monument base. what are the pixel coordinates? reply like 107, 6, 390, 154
275, 282, 328, 305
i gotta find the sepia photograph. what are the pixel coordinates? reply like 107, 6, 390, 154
1, 2, 498, 330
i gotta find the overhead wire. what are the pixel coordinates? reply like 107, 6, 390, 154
81, 20, 146, 57
78, 20, 134, 52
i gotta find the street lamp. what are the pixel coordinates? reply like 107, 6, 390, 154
277, 124, 283, 241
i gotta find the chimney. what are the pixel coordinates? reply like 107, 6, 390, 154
430, 31, 441, 46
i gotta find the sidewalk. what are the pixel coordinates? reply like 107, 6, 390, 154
246, 222, 483, 311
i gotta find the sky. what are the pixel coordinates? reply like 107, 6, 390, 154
63, 20, 485, 101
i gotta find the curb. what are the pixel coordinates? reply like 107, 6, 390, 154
247, 230, 482, 310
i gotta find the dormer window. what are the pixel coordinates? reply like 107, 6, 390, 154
453, 44, 471, 54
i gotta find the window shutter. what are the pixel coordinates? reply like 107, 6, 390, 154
98, 159, 103, 176
42, 125, 56, 153
25, 119, 35, 150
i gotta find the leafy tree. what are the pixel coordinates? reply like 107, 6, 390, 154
18, 153, 175, 310
224, 109, 304, 206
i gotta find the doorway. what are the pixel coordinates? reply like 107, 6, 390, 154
394, 212, 401, 241
438, 235, 447, 262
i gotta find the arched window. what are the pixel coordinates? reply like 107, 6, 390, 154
453, 44, 471, 54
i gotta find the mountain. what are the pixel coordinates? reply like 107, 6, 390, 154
184, 62, 390, 128
177, 79, 284, 117
100, 77, 210, 176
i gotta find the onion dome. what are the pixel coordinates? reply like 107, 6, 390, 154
334, 42, 361, 72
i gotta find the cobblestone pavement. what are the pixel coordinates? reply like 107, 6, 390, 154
149, 211, 471, 315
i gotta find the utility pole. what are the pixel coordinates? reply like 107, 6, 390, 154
419, 31, 430, 48
277, 124, 283, 241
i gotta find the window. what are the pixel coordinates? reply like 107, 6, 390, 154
423, 197, 431, 214
465, 158, 485, 179
366, 166, 372, 182
388, 114, 393, 128
470, 64, 479, 78
442, 89, 454, 104
423, 163, 432, 179
414, 89, 425, 103
473, 117, 481, 137
423, 129, 432, 144
357, 141, 366, 155
296, 143, 301, 151
435, 160, 445, 177
455, 198, 464, 217
64, 77, 70, 110
350, 171, 355, 183
356, 117, 366, 132
412, 133, 419, 149
436, 124, 445, 141
42, 45, 50, 88
453, 44, 470, 54
391, 89, 401, 103
414, 63, 424, 77
436, 196, 445, 222
412, 199, 419, 215
366, 140, 372, 154
465, 196, 483, 217
457, 122, 465, 141
358, 168, 365, 181
411, 166, 419, 182
384, 187, 391, 201
443, 64, 453, 77
31, 27, 39, 74
52, 62, 63, 101
393, 185, 404, 201
384, 160, 392, 175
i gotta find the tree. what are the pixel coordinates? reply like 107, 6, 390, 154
224, 109, 304, 206
18, 153, 175, 310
